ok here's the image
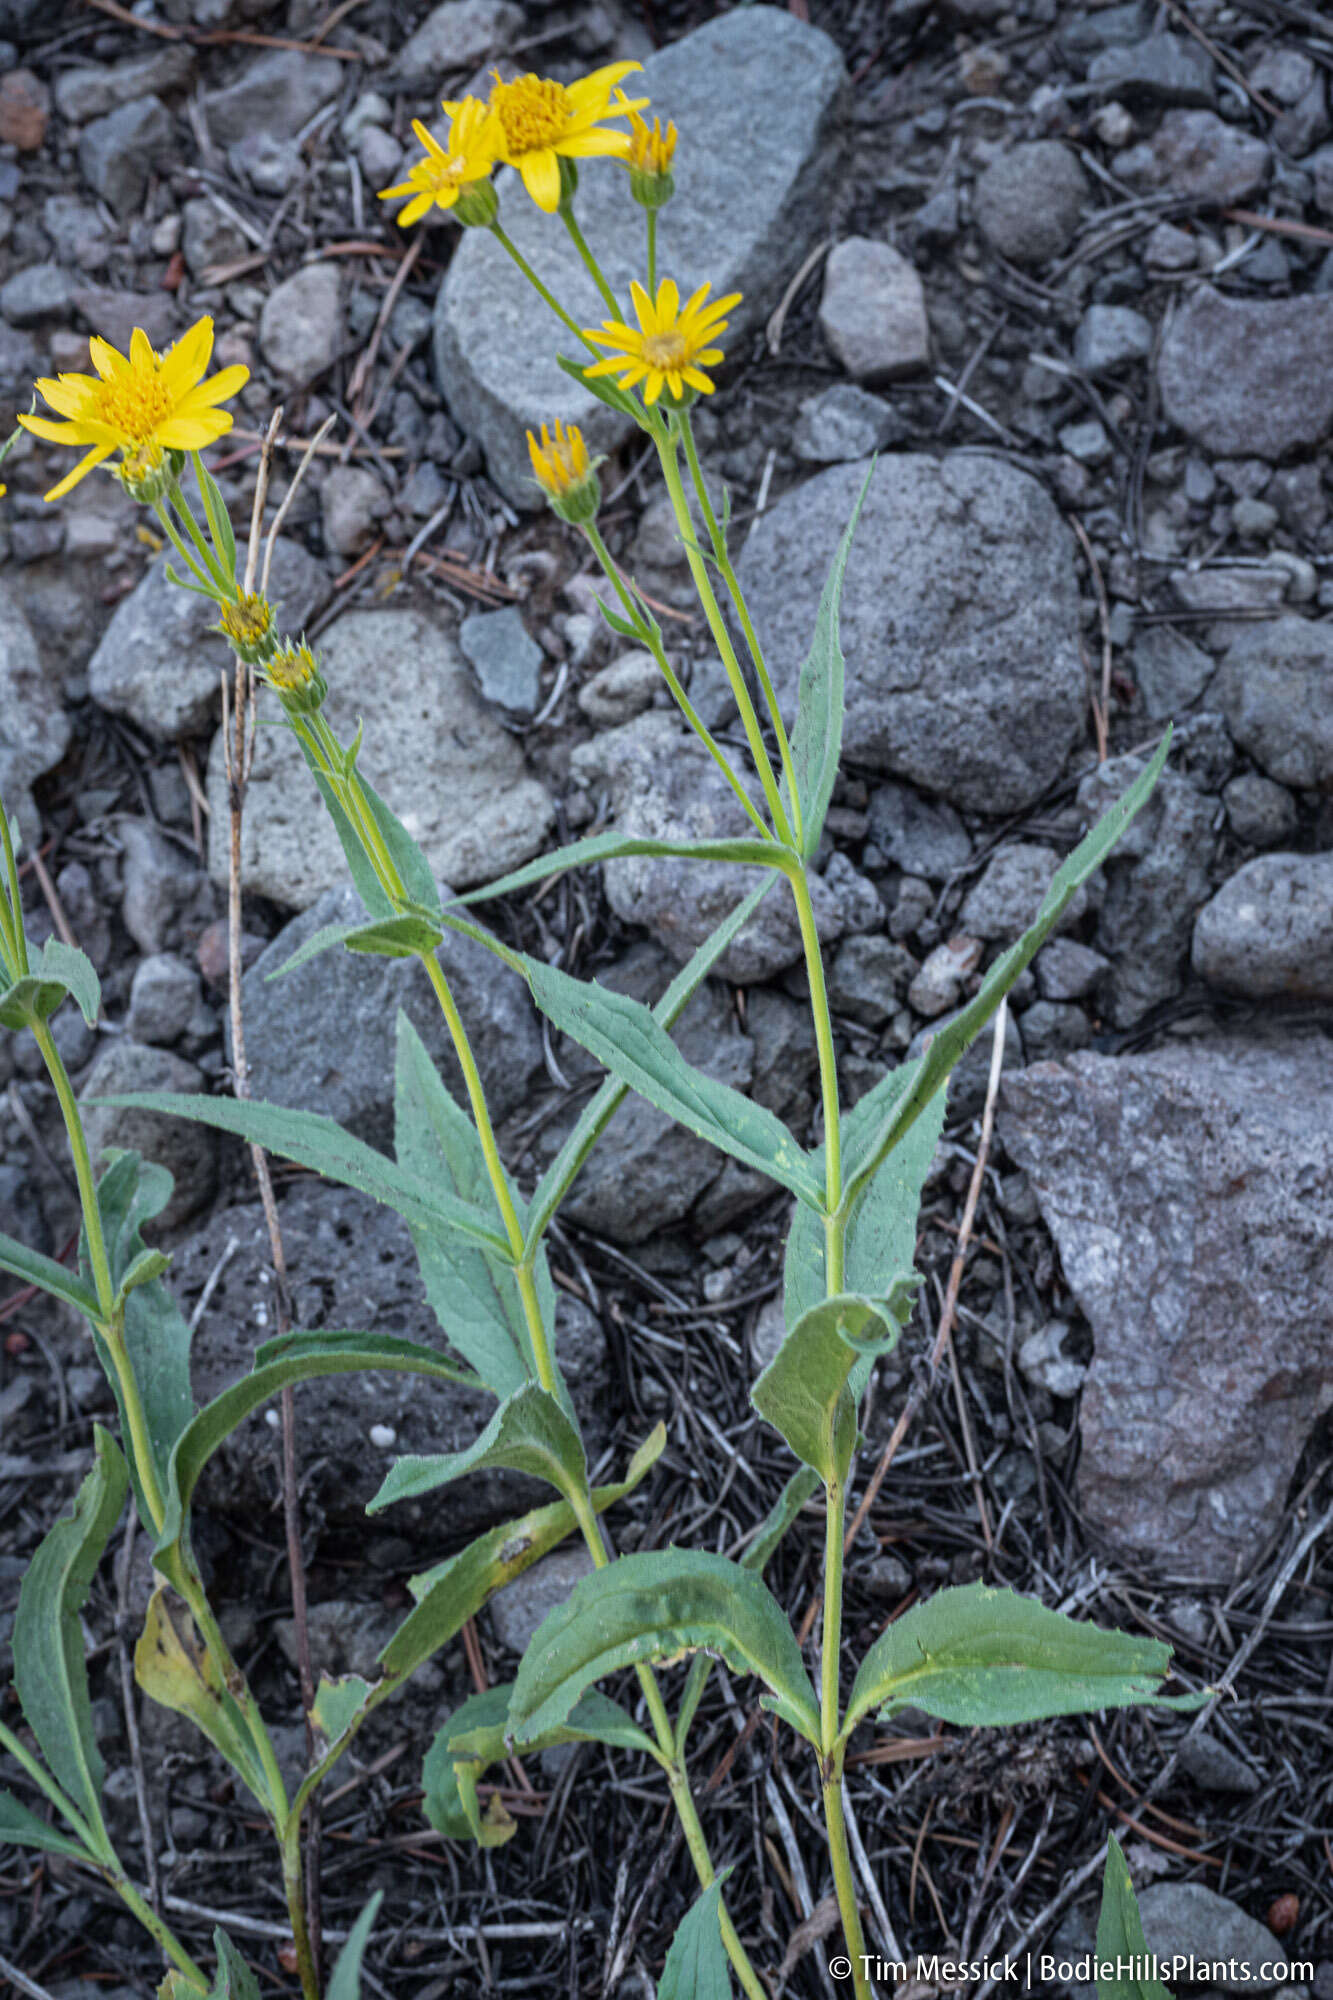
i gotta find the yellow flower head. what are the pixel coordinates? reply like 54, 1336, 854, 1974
526, 421, 600, 524
584, 278, 741, 407
262, 639, 326, 712
20, 317, 248, 503
216, 590, 277, 665
379, 97, 500, 227
471, 62, 648, 213
626, 106, 676, 179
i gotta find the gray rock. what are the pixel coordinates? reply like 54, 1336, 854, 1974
1, 262, 74, 327
818, 237, 930, 383
1088, 34, 1215, 106
1073, 304, 1153, 374
1193, 853, 1333, 1000
577, 651, 659, 726
1144, 220, 1198, 270
0, 581, 70, 842
259, 262, 345, 387
203, 48, 342, 146
1220, 617, 1333, 789
77, 97, 172, 219
828, 934, 919, 1025
238, 882, 543, 1147
275, 1600, 404, 1684
1136, 1884, 1288, 1990
1076, 753, 1216, 1026
69, 286, 175, 354
959, 843, 1088, 942
206, 605, 555, 905
1059, 417, 1111, 466
229, 131, 302, 196
459, 606, 543, 716
119, 820, 215, 957
1160, 289, 1333, 459
1117, 110, 1270, 205
1133, 623, 1215, 719
179, 1182, 609, 1538
907, 935, 979, 1018
738, 456, 1086, 814
1017, 1320, 1087, 1398
126, 954, 202, 1046
792, 383, 905, 463
180, 196, 247, 277
747, 988, 818, 1127
867, 780, 970, 878
393, 0, 524, 89
319, 463, 388, 557
433, 7, 846, 504
53, 45, 195, 124
80, 1041, 217, 1230
489, 1548, 596, 1657
823, 850, 883, 934
1178, 1735, 1260, 1796
569, 712, 841, 982
1034, 937, 1108, 1002
973, 142, 1088, 265
1019, 1000, 1092, 1061
89, 539, 329, 741
1001, 1033, 1333, 1570
1222, 774, 1297, 849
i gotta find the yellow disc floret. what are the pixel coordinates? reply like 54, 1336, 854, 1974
379, 98, 500, 228
468, 62, 647, 213
584, 279, 741, 407
19, 317, 248, 503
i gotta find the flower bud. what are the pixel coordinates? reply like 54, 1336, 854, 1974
262, 639, 327, 713
625, 109, 676, 210
215, 591, 278, 666
526, 421, 601, 526
453, 177, 499, 228
116, 441, 171, 504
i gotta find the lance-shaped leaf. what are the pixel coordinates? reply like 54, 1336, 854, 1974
785, 462, 873, 863
526, 879, 775, 1247
393, 1014, 536, 1399
423, 1685, 660, 1846
509, 1548, 821, 1750
153, 1328, 483, 1589
0, 937, 101, 1032
95, 1094, 511, 1254
522, 957, 822, 1209
135, 1588, 277, 1814
842, 1583, 1189, 1743
751, 1282, 918, 1484
1096, 1836, 1174, 2000
191, 453, 237, 580
557, 349, 646, 421
369, 1383, 587, 1515
13, 1426, 127, 1848
328, 1892, 383, 2000
291, 723, 443, 923
382, 1424, 666, 1686
0, 1791, 94, 1861
454, 828, 781, 910
844, 732, 1171, 1204
270, 912, 446, 978
0, 1227, 100, 1320
209, 1928, 262, 2000
658, 1878, 733, 2000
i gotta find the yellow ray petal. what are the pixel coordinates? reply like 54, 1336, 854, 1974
521, 147, 562, 213
44, 441, 116, 501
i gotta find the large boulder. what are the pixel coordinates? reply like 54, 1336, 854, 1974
1001, 1034, 1333, 1573
1159, 288, 1333, 459
432, 7, 846, 504
736, 455, 1087, 813
205, 606, 554, 905
0, 580, 70, 841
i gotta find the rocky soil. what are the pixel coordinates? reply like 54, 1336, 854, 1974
1, 0, 1332, 1995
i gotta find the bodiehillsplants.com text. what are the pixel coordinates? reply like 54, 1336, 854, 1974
839, 1954, 1311, 1986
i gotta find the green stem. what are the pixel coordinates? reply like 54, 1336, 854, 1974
281, 1816, 320, 2000
0, 799, 24, 979
560, 205, 622, 319
489, 223, 599, 354
0, 1718, 102, 1854
678, 413, 804, 853
646, 207, 658, 295
823, 1749, 872, 2000
150, 499, 226, 601
113, 1876, 211, 1993
654, 425, 794, 845
581, 521, 772, 842
165, 478, 236, 601
30, 1018, 114, 1320
787, 865, 841, 1226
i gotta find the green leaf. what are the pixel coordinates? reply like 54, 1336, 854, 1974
557, 349, 644, 421
751, 1284, 917, 1483
455, 829, 781, 909
271, 913, 446, 979
525, 879, 775, 1247
13, 1428, 127, 1843
1096, 1835, 1173, 2000
424, 1685, 660, 1846
846, 732, 1171, 1202
135, 1586, 277, 1814
209, 1928, 261, 2000
786, 462, 872, 863
0, 1226, 101, 1320
369, 1383, 587, 1514
381, 1424, 666, 1686
0, 1790, 95, 1862
311, 1672, 374, 1751
393, 1015, 535, 1399
509, 1548, 821, 1750
0, 938, 101, 1032
192, 455, 238, 581
658, 1879, 733, 2000
328, 1892, 383, 2000
153, 1329, 483, 1589
522, 956, 822, 1209
842, 1583, 1186, 1744
95, 1093, 511, 1255
305, 763, 396, 922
